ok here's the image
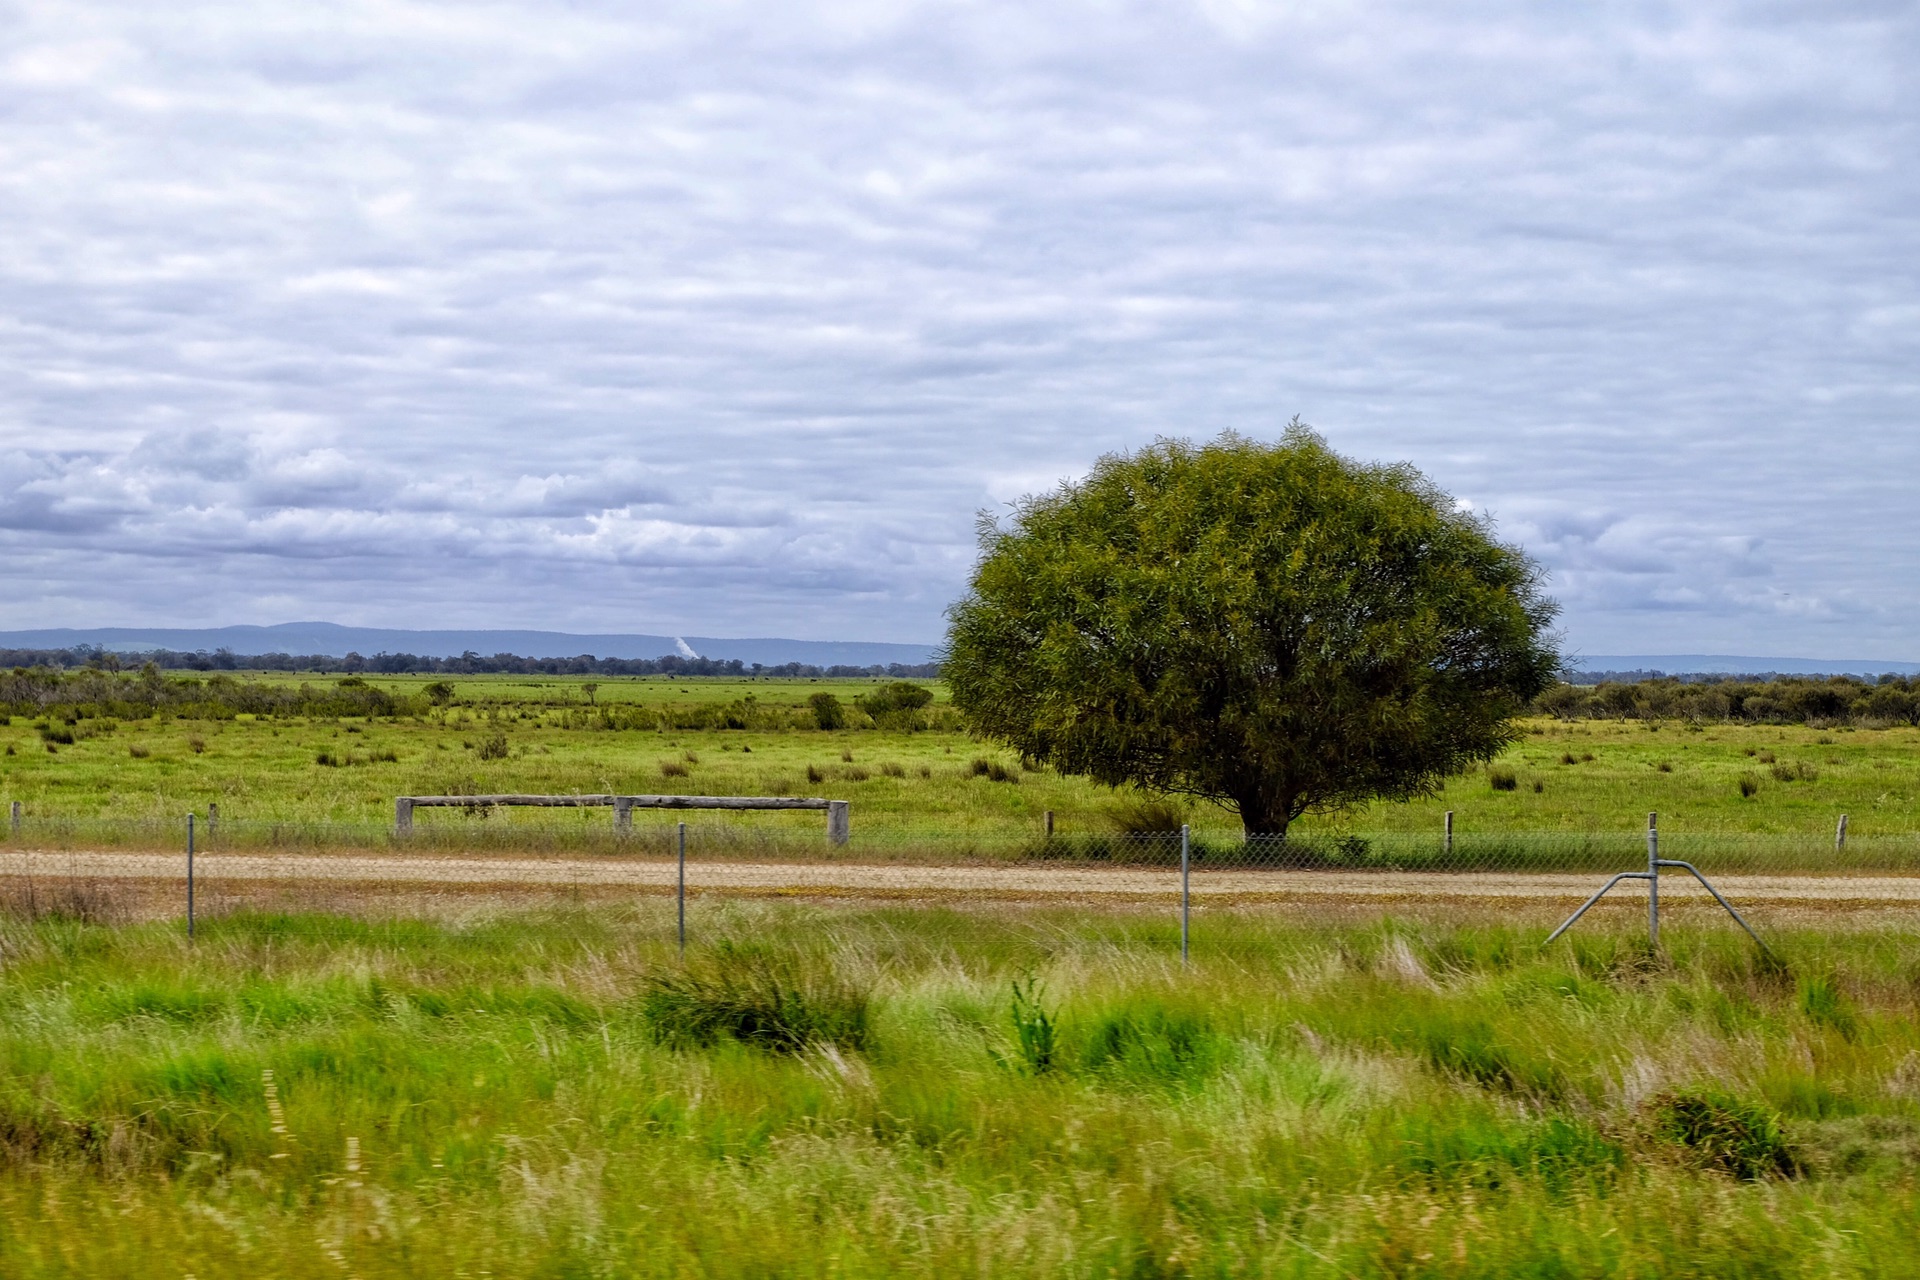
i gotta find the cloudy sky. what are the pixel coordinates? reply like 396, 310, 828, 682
2, 0, 1915, 657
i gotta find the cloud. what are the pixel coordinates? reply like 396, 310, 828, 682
0, 0, 1915, 652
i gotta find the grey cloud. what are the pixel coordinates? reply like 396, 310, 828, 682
0, 1, 1916, 649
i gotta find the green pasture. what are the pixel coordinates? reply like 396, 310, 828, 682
2, 674, 1918, 850
0, 898, 1917, 1276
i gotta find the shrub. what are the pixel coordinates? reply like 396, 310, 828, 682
1771, 761, 1816, 783
1799, 974, 1859, 1040
127, 744, 150, 759
1489, 767, 1518, 791
314, 751, 340, 767
1008, 977, 1057, 1074
1649, 1090, 1799, 1179
37, 726, 73, 746
659, 760, 689, 778
808, 693, 845, 731
188, 737, 207, 754
475, 732, 509, 761
806, 764, 824, 784
640, 946, 868, 1054
369, 748, 399, 764
422, 681, 455, 706
880, 762, 906, 778
1107, 794, 1187, 834
1738, 774, 1760, 799
1560, 752, 1576, 765
854, 681, 934, 718
843, 767, 870, 782
840, 747, 853, 763
1083, 1002, 1223, 1085
969, 757, 1018, 783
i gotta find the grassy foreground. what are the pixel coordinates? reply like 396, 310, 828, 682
1, 898, 1918, 1276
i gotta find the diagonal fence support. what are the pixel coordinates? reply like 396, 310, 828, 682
1547, 811, 1772, 955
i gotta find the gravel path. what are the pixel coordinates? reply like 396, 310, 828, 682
5, 850, 1919, 903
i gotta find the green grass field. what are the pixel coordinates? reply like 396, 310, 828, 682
3, 674, 1918, 855
1, 896, 1917, 1277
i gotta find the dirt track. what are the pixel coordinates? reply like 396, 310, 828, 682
5, 850, 1919, 904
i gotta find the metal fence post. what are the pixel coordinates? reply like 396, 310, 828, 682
677, 820, 687, 956
1647, 811, 1658, 948
1444, 810, 1453, 860
1180, 824, 1190, 966
1836, 814, 1848, 851
186, 812, 196, 941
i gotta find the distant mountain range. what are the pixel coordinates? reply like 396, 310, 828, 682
3, 627, 1911, 680
1569, 654, 1920, 678
0, 623, 938, 669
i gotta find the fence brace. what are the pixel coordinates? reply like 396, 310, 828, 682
1547, 811, 1768, 953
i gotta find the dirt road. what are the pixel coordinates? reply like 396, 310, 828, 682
5, 849, 1919, 904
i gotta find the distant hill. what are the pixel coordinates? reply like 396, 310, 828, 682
1568, 654, 1920, 679
0, 623, 937, 669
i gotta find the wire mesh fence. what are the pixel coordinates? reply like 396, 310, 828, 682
2, 810, 1914, 873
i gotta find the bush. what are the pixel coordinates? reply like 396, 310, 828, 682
808, 693, 845, 731
1008, 977, 1057, 1074
1107, 794, 1187, 834
969, 757, 1018, 784
854, 681, 934, 718
475, 732, 509, 761
1489, 767, 1518, 791
640, 946, 868, 1054
127, 744, 150, 759
187, 737, 206, 754
422, 681, 455, 706
1649, 1090, 1799, 1179
1738, 774, 1760, 799
314, 751, 340, 767
659, 760, 689, 778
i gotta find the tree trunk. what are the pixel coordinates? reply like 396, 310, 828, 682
1233, 792, 1292, 839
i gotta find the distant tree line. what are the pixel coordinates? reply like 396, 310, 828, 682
1535, 674, 1920, 726
0, 645, 939, 680
0, 664, 955, 731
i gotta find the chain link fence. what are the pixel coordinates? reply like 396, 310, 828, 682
2, 802, 1916, 932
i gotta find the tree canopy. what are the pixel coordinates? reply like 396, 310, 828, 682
942, 427, 1561, 834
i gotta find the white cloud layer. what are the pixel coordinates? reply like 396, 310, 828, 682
1, 0, 1915, 653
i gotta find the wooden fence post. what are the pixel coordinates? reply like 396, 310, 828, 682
827, 801, 850, 846
1836, 814, 1848, 851
395, 797, 413, 836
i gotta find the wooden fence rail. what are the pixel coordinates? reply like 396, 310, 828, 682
394, 794, 850, 844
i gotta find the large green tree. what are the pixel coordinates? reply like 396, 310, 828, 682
943, 427, 1561, 835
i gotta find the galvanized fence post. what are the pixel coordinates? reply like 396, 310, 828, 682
1647, 811, 1658, 948
1444, 810, 1453, 862
1180, 824, 1190, 965
1836, 814, 1848, 851
677, 820, 687, 956
186, 812, 196, 941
